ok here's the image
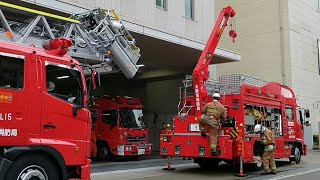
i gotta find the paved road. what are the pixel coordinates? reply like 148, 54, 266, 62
91, 150, 320, 180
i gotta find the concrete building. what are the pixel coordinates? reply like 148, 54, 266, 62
215, 0, 320, 148
14, 0, 240, 151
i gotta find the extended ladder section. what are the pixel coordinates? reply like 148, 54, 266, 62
0, 2, 142, 78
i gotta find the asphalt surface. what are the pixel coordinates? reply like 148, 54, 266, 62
91, 150, 320, 180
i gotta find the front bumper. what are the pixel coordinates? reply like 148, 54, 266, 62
0, 156, 12, 180
116, 143, 152, 156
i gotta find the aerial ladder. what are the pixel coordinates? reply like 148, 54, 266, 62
0, 1, 143, 79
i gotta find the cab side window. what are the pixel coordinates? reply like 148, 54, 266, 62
45, 63, 83, 106
102, 110, 117, 126
285, 107, 294, 120
0, 55, 24, 90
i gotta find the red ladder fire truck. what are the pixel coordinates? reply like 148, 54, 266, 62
0, 1, 142, 180
160, 6, 310, 173
90, 95, 152, 161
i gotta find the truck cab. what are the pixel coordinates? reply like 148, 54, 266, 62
0, 38, 100, 180
91, 96, 152, 160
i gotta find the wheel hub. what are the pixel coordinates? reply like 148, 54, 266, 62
18, 165, 47, 180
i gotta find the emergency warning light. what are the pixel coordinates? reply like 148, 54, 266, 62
42, 38, 73, 56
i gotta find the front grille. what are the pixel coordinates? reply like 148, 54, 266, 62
127, 136, 146, 142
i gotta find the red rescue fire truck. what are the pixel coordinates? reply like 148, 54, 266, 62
90, 95, 152, 160
0, 1, 142, 180
160, 6, 310, 172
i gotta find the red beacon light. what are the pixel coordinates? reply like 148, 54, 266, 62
42, 38, 73, 56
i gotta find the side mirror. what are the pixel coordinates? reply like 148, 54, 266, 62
305, 120, 311, 126
91, 71, 101, 90
73, 105, 83, 117
88, 96, 95, 107
305, 110, 310, 118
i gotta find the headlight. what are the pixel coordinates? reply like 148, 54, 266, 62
125, 146, 132, 151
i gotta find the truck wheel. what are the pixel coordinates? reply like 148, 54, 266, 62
5, 154, 59, 180
290, 145, 301, 164
98, 144, 111, 161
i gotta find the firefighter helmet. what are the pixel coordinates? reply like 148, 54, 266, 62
254, 124, 262, 133
212, 93, 220, 100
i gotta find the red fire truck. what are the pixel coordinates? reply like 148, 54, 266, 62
90, 95, 152, 161
0, 1, 142, 180
161, 74, 311, 169
160, 6, 310, 172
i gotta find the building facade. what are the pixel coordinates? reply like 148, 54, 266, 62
215, 0, 320, 148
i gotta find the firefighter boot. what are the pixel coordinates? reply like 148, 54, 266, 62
211, 149, 221, 156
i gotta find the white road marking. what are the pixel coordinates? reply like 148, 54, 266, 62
267, 168, 320, 180
91, 163, 196, 177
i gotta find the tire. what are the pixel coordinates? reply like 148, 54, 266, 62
97, 143, 111, 161
5, 154, 59, 180
289, 145, 301, 164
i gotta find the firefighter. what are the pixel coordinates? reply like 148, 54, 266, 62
160, 123, 167, 134
254, 124, 277, 175
199, 93, 226, 155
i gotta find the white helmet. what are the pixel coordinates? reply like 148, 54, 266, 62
254, 124, 263, 133
212, 93, 220, 100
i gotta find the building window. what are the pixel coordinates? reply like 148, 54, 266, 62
185, 0, 194, 19
156, 0, 167, 10
318, 39, 320, 74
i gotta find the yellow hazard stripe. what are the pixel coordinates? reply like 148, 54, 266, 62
0, 1, 80, 23
230, 130, 238, 138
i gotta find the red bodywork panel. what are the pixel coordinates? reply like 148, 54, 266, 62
0, 40, 91, 179
91, 96, 152, 157
161, 81, 307, 163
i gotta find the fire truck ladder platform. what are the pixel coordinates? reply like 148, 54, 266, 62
0, 1, 143, 79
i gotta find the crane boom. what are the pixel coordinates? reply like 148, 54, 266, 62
192, 6, 237, 117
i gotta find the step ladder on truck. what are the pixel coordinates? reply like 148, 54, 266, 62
160, 5, 311, 176
0, 1, 143, 180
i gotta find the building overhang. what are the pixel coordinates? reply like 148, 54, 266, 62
18, 0, 241, 79
123, 20, 241, 65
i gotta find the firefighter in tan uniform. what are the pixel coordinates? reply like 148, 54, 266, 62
254, 124, 277, 175
199, 93, 226, 155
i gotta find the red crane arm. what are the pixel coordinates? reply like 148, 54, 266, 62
192, 6, 237, 116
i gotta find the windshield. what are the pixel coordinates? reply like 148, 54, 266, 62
119, 109, 145, 128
